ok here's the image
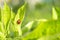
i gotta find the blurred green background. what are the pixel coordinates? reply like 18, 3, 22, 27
0, 0, 60, 40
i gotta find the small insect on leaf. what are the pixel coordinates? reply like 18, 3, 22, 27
17, 19, 21, 24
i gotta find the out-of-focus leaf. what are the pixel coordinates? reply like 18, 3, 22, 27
22, 20, 57, 40
55, 7, 60, 20
54, 0, 60, 20
52, 7, 58, 20
1, 2, 11, 28
22, 21, 39, 36
22, 21, 34, 35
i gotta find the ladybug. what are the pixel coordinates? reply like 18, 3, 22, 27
17, 19, 21, 24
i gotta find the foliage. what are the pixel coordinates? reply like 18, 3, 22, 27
0, 1, 60, 40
